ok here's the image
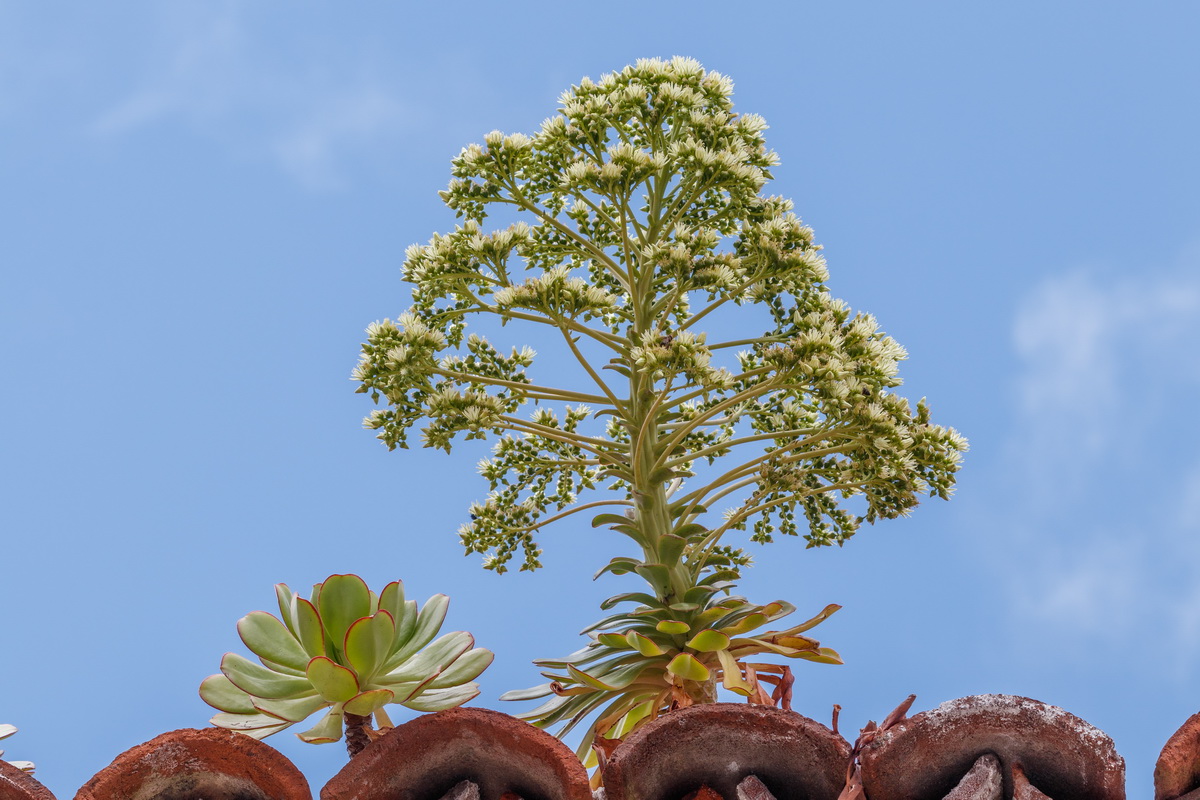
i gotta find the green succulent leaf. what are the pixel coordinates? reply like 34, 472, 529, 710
685, 629, 730, 652
634, 564, 672, 595
511, 692, 571, 721
625, 631, 666, 657
306, 656, 360, 703
258, 658, 307, 678
600, 592, 661, 611
317, 574, 373, 658
596, 633, 631, 649
772, 634, 819, 651
698, 572, 742, 589
532, 643, 597, 667
721, 612, 769, 636
377, 581, 405, 621
199, 674, 257, 714
716, 649, 754, 695
387, 594, 450, 668
655, 620, 690, 635
547, 690, 618, 738
384, 630, 472, 683
238, 611, 310, 672
580, 611, 649, 635
221, 653, 315, 700
761, 601, 796, 622
344, 688, 395, 716
565, 664, 619, 691
210, 712, 292, 739
593, 557, 642, 579
695, 605, 735, 627
404, 684, 480, 712
296, 706, 344, 744
780, 603, 841, 635
498, 683, 555, 702
291, 598, 325, 658
391, 599, 419, 651
728, 638, 812, 658
591, 513, 632, 529
275, 584, 298, 635
344, 611, 395, 681
657, 534, 688, 566
672, 523, 707, 539
613, 697, 658, 738
253, 694, 331, 723
792, 647, 844, 665
668, 501, 707, 521
666, 653, 710, 682
426, 647, 495, 689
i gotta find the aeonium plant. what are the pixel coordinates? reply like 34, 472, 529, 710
0, 723, 34, 773
200, 574, 493, 757
354, 57, 966, 758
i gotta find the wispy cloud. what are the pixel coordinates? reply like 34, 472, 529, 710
273, 86, 407, 190
1009, 261, 1200, 496
1012, 272, 1115, 456
991, 247, 1200, 671
87, 4, 413, 189
89, 5, 243, 136
1011, 536, 1140, 634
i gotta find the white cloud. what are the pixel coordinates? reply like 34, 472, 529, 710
1013, 538, 1139, 635
994, 248, 1200, 672
89, 4, 243, 136
1012, 272, 1114, 453
1179, 463, 1200, 530
87, 3, 413, 189
1008, 263, 1200, 494
91, 90, 178, 137
273, 86, 407, 190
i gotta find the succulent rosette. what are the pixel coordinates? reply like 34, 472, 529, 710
201, 574, 493, 743
0, 724, 34, 773
502, 554, 842, 758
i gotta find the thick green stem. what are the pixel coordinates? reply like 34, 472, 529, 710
630, 388, 676, 593
626, 250, 692, 604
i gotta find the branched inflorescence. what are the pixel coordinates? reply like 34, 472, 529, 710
355, 57, 966, 757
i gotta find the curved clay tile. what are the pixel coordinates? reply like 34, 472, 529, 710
320, 708, 591, 800
858, 695, 1124, 800
74, 727, 311, 800
602, 703, 850, 800
0, 760, 56, 800
1154, 710, 1200, 800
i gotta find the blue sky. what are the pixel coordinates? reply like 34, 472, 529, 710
3, 2, 1199, 796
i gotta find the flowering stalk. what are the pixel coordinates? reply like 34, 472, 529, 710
355, 57, 966, 754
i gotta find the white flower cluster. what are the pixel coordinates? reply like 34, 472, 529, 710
421, 386, 507, 451
356, 316, 530, 452
355, 58, 965, 581
353, 313, 446, 388
403, 220, 533, 294
630, 329, 733, 390
492, 266, 618, 320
